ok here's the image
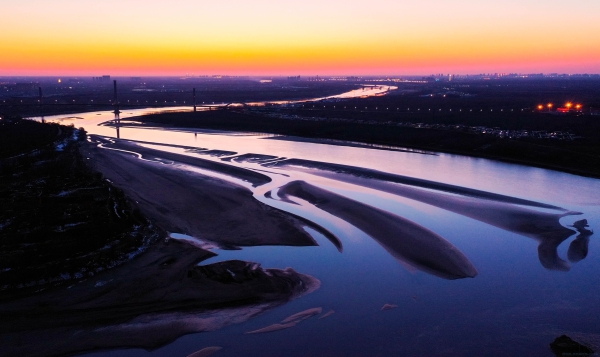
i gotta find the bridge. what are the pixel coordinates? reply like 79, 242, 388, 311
0, 81, 239, 115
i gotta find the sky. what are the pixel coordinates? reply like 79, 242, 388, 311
1, 0, 600, 76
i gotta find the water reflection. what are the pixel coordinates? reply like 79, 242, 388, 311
266, 158, 593, 272
91, 138, 596, 275
19, 102, 600, 356
568, 219, 593, 263
279, 180, 478, 280
113, 111, 121, 139
0, 241, 320, 357
93, 139, 480, 279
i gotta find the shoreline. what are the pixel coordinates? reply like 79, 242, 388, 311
0, 239, 320, 357
278, 180, 478, 280
1, 132, 324, 356
275, 166, 583, 271
81, 137, 320, 248
126, 110, 600, 179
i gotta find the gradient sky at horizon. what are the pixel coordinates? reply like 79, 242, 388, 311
2, 0, 600, 76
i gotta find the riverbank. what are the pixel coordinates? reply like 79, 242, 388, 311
80, 137, 321, 248
279, 180, 479, 280
0, 121, 323, 356
0, 120, 161, 294
0, 238, 320, 357
127, 109, 600, 178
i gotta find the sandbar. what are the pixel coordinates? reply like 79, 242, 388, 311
0, 239, 320, 357
93, 137, 270, 187
284, 169, 582, 271
269, 158, 563, 210
279, 181, 478, 280
281, 307, 322, 323
187, 346, 223, 357
81, 137, 317, 248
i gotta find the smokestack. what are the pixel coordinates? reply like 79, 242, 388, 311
113, 80, 120, 114
113, 80, 118, 104
193, 88, 197, 112
39, 87, 44, 123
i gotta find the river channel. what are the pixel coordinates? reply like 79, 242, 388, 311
32, 89, 600, 356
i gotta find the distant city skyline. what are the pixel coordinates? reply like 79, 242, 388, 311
3, 73, 600, 80
2, 0, 600, 76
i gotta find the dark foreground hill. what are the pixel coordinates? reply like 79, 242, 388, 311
0, 119, 160, 295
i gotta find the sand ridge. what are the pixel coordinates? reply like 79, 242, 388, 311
279, 180, 479, 280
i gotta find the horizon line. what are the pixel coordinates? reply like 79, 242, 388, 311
2, 73, 600, 78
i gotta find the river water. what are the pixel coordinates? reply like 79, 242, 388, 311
33, 94, 600, 356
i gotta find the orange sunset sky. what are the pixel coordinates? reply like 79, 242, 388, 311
2, 0, 600, 76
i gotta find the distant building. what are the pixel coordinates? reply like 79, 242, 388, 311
14, 83, 38, 91
11, 83, 38, 95
92, 75, 111, 81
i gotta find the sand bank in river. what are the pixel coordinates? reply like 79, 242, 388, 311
279, 180, 478, 280
82, 137, 318, 248
187, 346, 223, 357
269, 158, 563, 210
347, 177, 580, 271
95, 136, 271, 187
0, 239, 320, 357
0, 137, 331, 356
245, 307, 323, 334
272, 161, 585, 271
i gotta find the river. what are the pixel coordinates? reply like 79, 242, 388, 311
31, 89, 600, 356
